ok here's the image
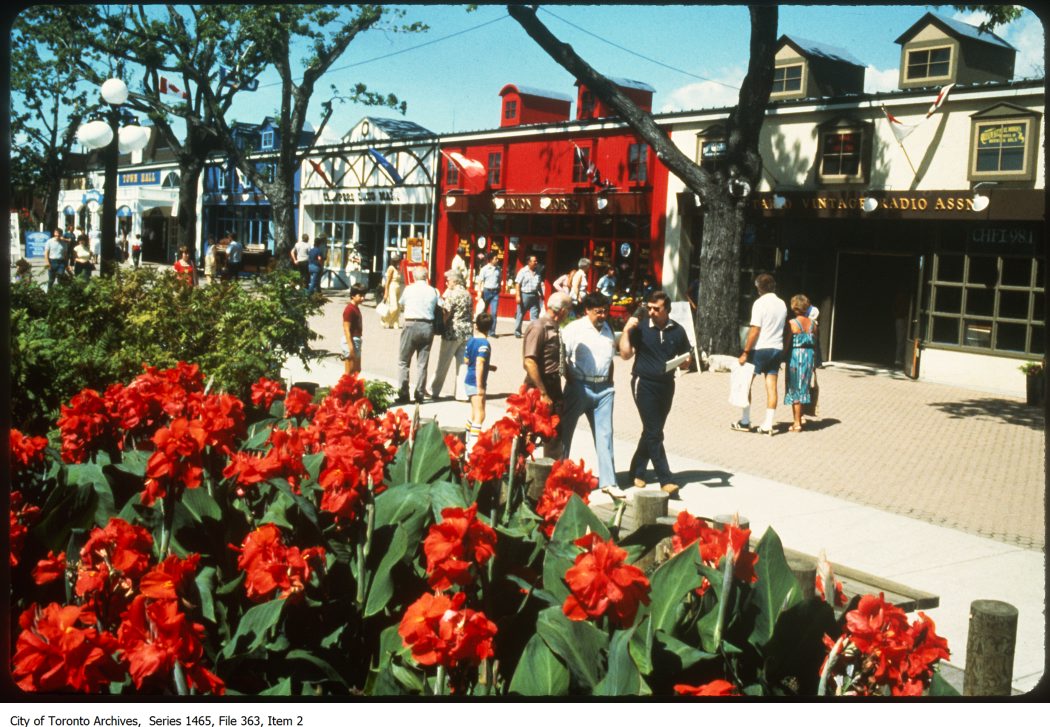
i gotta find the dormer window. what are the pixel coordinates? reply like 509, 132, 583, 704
504, 100, 517, 120
772, 64, 804, 95
905, 46, 952, 82
968, 105, 1040, 182
261, 130, 274, 149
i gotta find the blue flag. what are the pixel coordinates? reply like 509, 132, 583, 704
367, 148, 403, 185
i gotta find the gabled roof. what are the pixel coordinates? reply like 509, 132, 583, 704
895, 12, 1015, 51
499, 84, 573, 102
575, 77, 656, 93
367, 117, 433, 138
778, 34, 866, 67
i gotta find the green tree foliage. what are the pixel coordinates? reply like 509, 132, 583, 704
9, 270, 324, 435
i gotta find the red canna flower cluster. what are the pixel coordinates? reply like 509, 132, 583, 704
308, 374, 409, 523
672, 511, 758, 595
562, 532, 650, 628
57, 389, 118, 463
250, 376, 286, 410
398, 591, 497, 669
444, 434, 466, 479
503, 386, 559, 442
73, 518, 157, 625
32, 551, 67, 586
462, 386, 558, 485
235, 524, 325, 603
423, 503, 497, 591
535, 459, 597, 538
283, 387, 317, 419
9, 490, 41, 568
824, 593, 950, 696
223, 426, 310, 495
142, 417, 207, 506
9, 428, 49, 475
12, 603, 124, 693
673, 679, 740, 696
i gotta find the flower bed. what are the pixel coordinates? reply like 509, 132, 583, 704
9, 364, 955, 696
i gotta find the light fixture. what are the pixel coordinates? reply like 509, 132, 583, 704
118, 125, 149, 153
493, 196, 505, 209
539, 196, 552, 210
861, 195, 879, 213
476, 235, 487, 249
772, 194, 787, 210
596, 195, 609, 211
445, 195, 457, 208
100, 78, 130, 105
76, 120, 114, 148
972, 182, 996, 213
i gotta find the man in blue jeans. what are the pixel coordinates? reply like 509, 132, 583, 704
560, 292, 625, 498
513, 254, 543, 338
43, 229, 68, 292
476, 252, 502, 336
306, 238, 325, 294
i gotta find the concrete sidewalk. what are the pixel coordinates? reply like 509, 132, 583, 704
284, 293, 1046, 694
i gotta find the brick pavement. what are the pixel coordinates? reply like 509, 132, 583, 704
300, 292, 1046, 550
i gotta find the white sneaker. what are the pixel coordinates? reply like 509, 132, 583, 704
600, 485, 627, 500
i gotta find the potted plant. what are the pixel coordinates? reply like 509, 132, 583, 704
1020, 359, 1044, 407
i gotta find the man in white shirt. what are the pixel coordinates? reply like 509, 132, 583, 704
290, 233, 312, 287
398, 268, 441, 404
734, 273, 787, 435
560, 292, 625, 497
513, 254, 543, 338
476, 253, 502, 336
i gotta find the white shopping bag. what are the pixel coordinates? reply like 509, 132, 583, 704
728, 362, 755, 408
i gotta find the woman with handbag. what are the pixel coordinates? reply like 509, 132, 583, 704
429, 268, 473, 401
784, 294, 818, 432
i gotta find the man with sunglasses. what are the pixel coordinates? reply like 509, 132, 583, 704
619, 291, 693, 499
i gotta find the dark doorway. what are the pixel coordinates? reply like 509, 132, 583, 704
832, 252, 915, 365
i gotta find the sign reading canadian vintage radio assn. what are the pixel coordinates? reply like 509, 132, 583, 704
299, 185, 430, 206
749, 189, 1043, 220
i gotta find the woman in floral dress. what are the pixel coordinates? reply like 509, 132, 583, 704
784, 294, 818, 432
430, 268, 474, 401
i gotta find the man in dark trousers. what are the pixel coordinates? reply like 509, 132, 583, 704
618, 291, 692, 499
522, 290, 572, 458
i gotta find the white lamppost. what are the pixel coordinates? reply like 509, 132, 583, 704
76, 78, 149, 271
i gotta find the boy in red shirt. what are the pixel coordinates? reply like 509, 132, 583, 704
341, 283, 367, 375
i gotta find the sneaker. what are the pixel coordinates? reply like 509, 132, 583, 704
730, 421, 753, 432
600, 485, 627, 500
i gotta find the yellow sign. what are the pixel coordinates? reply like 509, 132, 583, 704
978, 124, 1025, 147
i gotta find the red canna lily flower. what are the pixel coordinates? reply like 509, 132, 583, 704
9, 490, 41, 568
12, 603, 125, 693
141, 417, 207, 505
672, 510, 758, 595
139, 554, 200, 601
235, 524, 325, 602
504, 385, 559, 441
32, 551, 67, 585
398, 591, 497, 669
562, 532, 650, 628
57, 388, 118, 463
283, 386, 316, 419
423, 503, 497, 591
9, 429, 49, 475
535, 459, 596, 538
674, 679, 740, 696
251, 376, 286, 409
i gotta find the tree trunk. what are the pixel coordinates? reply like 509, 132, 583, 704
177, 161, 203, 258
267, 179, 296, 268
697, 197, 746, 355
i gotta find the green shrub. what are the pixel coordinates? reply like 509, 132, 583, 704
9, 268, 324, 433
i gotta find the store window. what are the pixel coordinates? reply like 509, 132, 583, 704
487, 152, 502, 187
386, 204, 430, 258
969, 110, 1039, 181
924, 250, 1044, 355
771, 63, 803, 95
572, 146, 591, 184
817, 119, 869, 184
628, 143, 648, 183
905, 46, 952, 82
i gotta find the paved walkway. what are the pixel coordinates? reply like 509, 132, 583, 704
285, 292, 1046, 693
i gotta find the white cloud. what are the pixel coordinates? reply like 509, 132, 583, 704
864, 65, 899, 93
660, 67, 745, 112
953, 7, 1045, 78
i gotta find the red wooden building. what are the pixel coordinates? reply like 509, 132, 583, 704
434, 78, 670, 319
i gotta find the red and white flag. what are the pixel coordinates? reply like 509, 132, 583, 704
882, 106, 918, 143
443, 151, 486, 179
925, 83, 955, 118
159, 75, 188, 100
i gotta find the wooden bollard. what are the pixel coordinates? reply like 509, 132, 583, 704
654, 515, 678, 566
788, 557, 817, 600
440, 425, 466, 443
634, 490, 670, 526
964, 599, 1018, 696
291, 381, 319, 396
525, 458, 555, 505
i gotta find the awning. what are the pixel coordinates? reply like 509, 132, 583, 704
116, 205, 134, 218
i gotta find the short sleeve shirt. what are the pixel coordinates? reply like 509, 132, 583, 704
441, 286, 473, 341
45, 237, 66, 261
463, 336, 491, 387
293, 240, 311, 263
750, 292, 787, 350
478, 263, 501, 290
561, 317, 615, 379
522, 314, 561, 378
515, 266, 542, 294
342, 302, 363, 338
628, 317, 691, 380
226, 241, 243, 263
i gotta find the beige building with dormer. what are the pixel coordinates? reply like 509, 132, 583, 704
660, 12, 1043, 397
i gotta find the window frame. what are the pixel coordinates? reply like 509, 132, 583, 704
260, 129, 275, 150
572, 145, 592, 185
771, 63, 805, 96
904, 44, 953, 83
486, 151, 503, 187
504, 99, 517, 120
816, 118, 870, 185
445, 157, 460, 186
968, 114, 1039, 182
627, 143, 648, 184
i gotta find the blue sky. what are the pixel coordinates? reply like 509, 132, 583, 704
220, 4, 1044, 139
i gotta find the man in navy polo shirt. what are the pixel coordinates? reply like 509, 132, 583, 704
618, 291, 692, 499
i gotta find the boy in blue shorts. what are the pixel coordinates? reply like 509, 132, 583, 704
464, 312, 493, 447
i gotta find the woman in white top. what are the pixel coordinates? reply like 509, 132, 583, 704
381, 251, 404, 329
72, 235, 94, 280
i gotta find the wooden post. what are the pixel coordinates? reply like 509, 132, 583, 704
632, 490, 669, 572
440, 425, 466, 443
963, 599, 1018, 696
654, 515, 678, 566
788, 557, 816, 600
525, 458, 554, 505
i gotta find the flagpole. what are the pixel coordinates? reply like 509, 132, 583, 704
897, 139, 917, 176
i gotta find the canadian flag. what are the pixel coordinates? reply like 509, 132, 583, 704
925, 83, 955, 119
159, 75, 188, 100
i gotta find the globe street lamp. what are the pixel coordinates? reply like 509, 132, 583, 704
76, 78, 149, 272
